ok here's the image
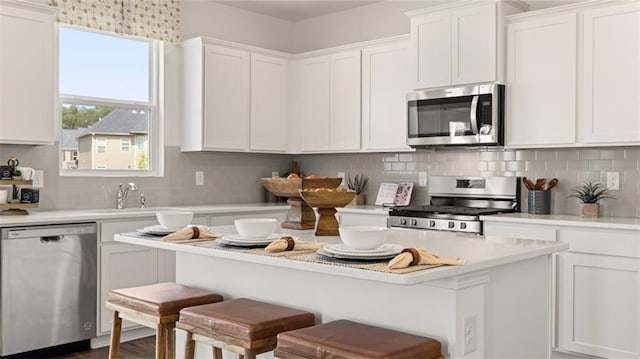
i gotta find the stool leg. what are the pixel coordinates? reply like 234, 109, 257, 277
212, 346, 223, 359
166, 323, 175, 359
108, 311, 122, 359
241, 351, 257, 359
184, 331, 195, 359
156, 323, 167, 359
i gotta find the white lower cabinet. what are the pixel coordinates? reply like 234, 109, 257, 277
557, 252, 640, 358
484, 219, 640, 359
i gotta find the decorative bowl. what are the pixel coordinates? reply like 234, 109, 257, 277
338, 226, 389, 250
156, 211, 193, 229
261, 177, 343, 197
234, 218, 277, 238
298, 189, 356, 208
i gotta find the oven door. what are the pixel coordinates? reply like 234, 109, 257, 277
407, 83, 504, 146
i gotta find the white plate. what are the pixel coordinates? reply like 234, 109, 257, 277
218, 233, 291, 247
137, 224, 190, 235
324, 243, 393, 255
322, 243, 403, 258
317, 244, 403, 261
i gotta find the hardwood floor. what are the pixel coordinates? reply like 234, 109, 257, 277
11, 337, 157, 359
55, 337, 155, 359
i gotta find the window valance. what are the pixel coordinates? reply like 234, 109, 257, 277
49, 0, 180, 43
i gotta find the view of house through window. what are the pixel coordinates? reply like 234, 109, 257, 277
59, 26, 159, 173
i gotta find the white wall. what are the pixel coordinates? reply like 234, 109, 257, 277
290, 1, 436, 53
179, 1, 294, 53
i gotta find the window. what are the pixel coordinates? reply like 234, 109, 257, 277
58, 26, 163, 176
96, 138, 107, 153
121, 138, 130, 152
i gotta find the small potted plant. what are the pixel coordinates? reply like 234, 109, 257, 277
570, 181, 612, 218
12, 169, 21, 180
346, 173, 368, 206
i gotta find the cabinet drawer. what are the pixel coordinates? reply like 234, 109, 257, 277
558, 227, 640, 258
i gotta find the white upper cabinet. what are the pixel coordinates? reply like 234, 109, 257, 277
181, 39, 250, 152
296, 56, 331, 152
250, 54, 289, 152
0, 1, 56, 145
506, 0, 640, 148
295, 51, 361, 152
582, 1, 640, 144
411, 9, 452, 89
330, 50, 361, 151
408, 1, 521, 90
362, 40, 412, 151
506, 13, 577, 146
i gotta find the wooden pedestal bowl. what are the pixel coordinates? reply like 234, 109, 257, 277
261, 177, 342, 230
299, 189, 356, 236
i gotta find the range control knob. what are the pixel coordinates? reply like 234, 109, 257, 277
400, 218, 407, 225
410, 219, 418, 226
460, 223, 467, 229
448, 222, 455, 229
429, 220, 436, 227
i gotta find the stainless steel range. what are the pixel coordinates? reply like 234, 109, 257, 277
389, 176, 520, 234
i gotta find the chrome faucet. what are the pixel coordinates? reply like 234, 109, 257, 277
116, 182, 138, 209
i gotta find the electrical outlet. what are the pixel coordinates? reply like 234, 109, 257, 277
418, 172, 428, 187
606, 172, 619, 190
271, 171, 279, 178
195, 171, 204, 186
463, 315, 477, 354
32, 170, 44, 188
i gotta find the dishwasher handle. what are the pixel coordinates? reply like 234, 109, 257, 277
40, 236, 61, 243
2, 223, 97, 240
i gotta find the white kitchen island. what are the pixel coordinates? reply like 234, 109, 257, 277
115, 226, 568, 359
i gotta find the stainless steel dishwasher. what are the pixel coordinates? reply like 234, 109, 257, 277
0, 223, 97, 356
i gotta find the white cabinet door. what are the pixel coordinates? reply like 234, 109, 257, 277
452, 2, 496, 85
558, 252, 640, 358
203, 45, 250, 151
99, 243, 159, 334
362, 41, 411, 151
297, 56, 331, 152
411, 10, 451, 89
582, 2, 640, 144
330, 50, 361, 151
250, 54, 289, 152
506, 13, 577, 147
0, 1, 56, 145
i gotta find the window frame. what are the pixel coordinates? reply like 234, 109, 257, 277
96, 137, 107, 153
120, 138, 131, 153
58, 25, 164, 177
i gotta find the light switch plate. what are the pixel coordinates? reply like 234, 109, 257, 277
418, 172, 428, 187
195, 171, 204, 186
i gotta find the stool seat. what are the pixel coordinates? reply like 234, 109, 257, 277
106, 282, 223, 359
107, 282, 223, 317
178, 298, 315, 359
275, 319, 443, 359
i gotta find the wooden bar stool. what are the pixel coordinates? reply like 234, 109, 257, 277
105, 282, 223, 359
177, 298, 315, 359
274, 319, 444, 359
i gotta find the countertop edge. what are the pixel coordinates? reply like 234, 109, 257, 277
481, 213, 640, 231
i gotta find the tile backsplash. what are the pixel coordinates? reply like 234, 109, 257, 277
1, 143, 638, 218
295, 147, 640, 218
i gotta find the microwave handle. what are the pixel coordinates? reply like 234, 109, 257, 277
470, 95, 479, 135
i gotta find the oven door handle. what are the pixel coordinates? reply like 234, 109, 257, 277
470, 95, 479, 135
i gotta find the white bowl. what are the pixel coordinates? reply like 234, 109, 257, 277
156, 211, 193, 229
338, 226, 389, 250
234, 218, 277, 238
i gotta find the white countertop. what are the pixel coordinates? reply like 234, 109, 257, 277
480, 212, 640, 231
0, 203, 289, 227
115, 226, 568, 286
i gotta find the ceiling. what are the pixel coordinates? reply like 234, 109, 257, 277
216, 1, 381, 22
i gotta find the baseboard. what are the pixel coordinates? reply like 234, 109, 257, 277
90, 327, 155, 349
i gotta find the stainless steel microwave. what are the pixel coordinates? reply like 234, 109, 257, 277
407, 83, 505, 147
